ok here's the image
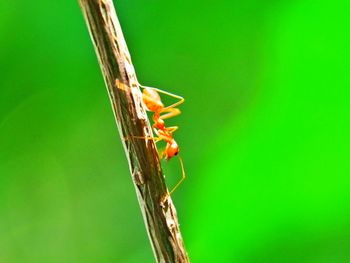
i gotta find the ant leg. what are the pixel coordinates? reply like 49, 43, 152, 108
159, 107, 181, 120
124, 135, 162, 143
139, 85, 185, 111
153, 88, 184, 111
164, 126, 179, 134
158, 149, 167, 160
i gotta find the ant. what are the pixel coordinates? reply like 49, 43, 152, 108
116, 79, 186, 198
130, 82, 185, 197
141, 84, 185, 197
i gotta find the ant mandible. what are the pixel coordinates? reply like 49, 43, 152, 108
139, 84, 186, 197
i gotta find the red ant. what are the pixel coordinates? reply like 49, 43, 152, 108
116, 79, 186, 198
138, 84, 185, 196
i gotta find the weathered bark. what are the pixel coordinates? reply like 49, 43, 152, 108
78, 0, 189, 262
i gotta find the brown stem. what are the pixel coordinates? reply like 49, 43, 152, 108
78, 0, 189, 262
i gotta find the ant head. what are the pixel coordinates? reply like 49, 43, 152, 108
166, 140, 179, 161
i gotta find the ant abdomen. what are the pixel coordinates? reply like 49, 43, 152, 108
142, 88, 164, 112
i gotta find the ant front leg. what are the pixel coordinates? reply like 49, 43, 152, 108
158, 149, 167, 160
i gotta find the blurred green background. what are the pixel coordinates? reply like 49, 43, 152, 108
1, 0, 350, 262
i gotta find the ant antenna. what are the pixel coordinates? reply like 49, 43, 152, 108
169, 155, 186, 196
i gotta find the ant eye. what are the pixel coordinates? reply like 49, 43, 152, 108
175, 151, 178, 156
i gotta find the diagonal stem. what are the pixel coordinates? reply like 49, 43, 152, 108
78, 0, 189, 262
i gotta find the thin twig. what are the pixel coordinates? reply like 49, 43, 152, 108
78, 0, 189, 262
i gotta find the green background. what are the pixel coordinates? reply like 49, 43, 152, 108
1, 0, 350, 262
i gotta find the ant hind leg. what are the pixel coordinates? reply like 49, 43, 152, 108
139, 84, 185, 111
159, 108, 181, 120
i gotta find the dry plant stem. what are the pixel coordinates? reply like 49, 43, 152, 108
78, 0, 189, 262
